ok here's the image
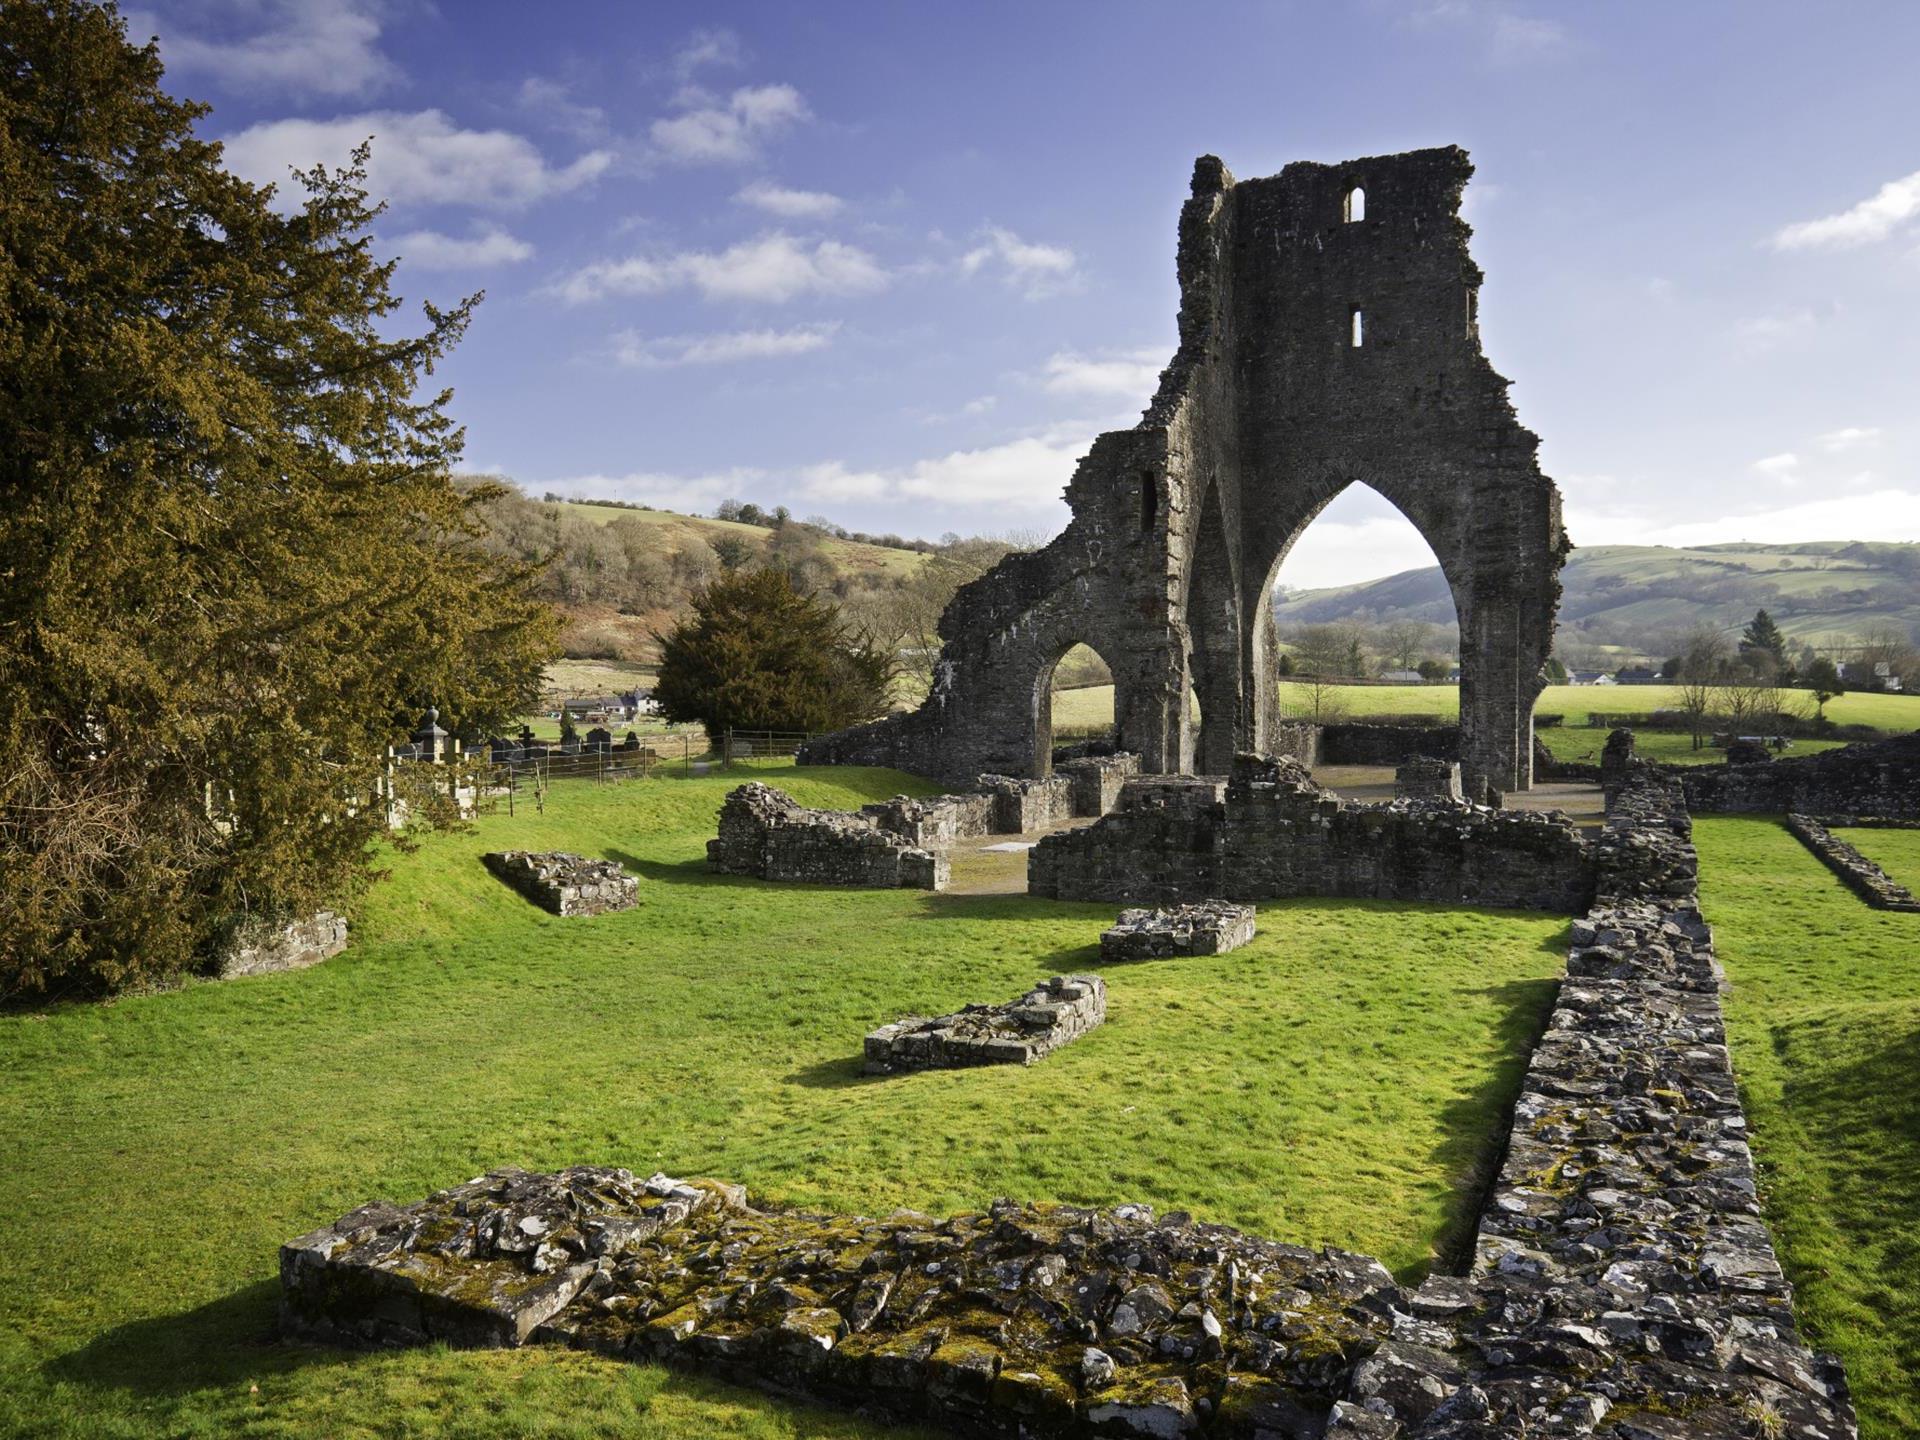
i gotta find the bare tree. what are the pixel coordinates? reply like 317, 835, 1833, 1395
1675, 625, 1730, 751
1381, 619, 1434, 673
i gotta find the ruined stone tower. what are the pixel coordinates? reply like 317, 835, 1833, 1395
805, 147, 1567, 798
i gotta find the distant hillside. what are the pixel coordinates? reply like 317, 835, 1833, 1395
1272, 541, 1920, 653
551, 499, 928, 581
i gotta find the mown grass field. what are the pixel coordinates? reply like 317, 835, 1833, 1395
1699, 817, 1920, 1440
1837, 827, 1920, 895
1050, 681, 1915, 762
0, 765, 1568, 1440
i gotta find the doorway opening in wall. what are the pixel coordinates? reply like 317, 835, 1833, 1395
1261, 483, 1461, 799
1044, 643, 1116, 768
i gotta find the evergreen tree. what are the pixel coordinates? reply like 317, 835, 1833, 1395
0, 2, 557, 997
654, 569, 893, 737
1739, 609, 1786, 667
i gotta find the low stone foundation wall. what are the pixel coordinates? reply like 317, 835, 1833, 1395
1678, 730, 1920, 817
977, 773, 1075, 832
859, 792, 996, 849
1030, 754, 1594, 912
212, 910, 348, 978
1435, 761, 1857, 1438
708, 784, 947, 891
1393, 755, 1462, 803
282, 1164, 1406, 1436
1786, 813, 1920, 911
483, 851, 639, 916
1100, 902, 1256, 962
863, 975, 1106, 1073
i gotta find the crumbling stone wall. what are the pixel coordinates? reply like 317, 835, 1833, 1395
977, 773, 1076, 832
1320, 722, 1461, 767
863, 975, 1106, 1073
802, 147, 1565, 799
708, 784, 947, 891
1029, 754, 1593, 911
211, 910, 348, 979
857, 792, 995, 850
1786, 813, 1920, 911
483, 852, 638, 916
1677, 731, 1920, 818
1057, 753, 1141, 816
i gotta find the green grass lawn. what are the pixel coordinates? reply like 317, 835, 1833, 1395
0, 764, 1567, 1440
1837, 827, 1920, 894
1697, 817, 1920, 1440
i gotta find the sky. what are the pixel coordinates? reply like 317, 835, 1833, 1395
131, 0, 1920, 589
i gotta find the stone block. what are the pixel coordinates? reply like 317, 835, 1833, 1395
975, 773, 1075, 833
483, 851, 638, 916
212, 910, 349, 978
1055, 752, 1140, 817
1100, 901, 1257, 962
863, 975, 1105, 1073
1393, 755, 1463, 804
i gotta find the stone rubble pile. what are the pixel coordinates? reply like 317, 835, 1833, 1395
1785, 814, 1920, 912
1100, 902, 1257, 963
707, 784, 947, 891
283, 1164, 1409, 1437
864, 975, 1106, 1073
482, 851, 638, 917
1031, 755, 1594, 913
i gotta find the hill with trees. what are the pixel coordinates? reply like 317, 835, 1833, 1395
1271, 541, 1920, 666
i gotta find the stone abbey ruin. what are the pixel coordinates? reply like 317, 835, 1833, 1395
279, 149, 1914, 1437
804, 145, 1567, 803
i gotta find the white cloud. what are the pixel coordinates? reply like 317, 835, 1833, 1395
517, 77, 608, 141
673, 28, 743, 80
1042, 349, 1164, 400
1405, 2, 1570, 66
798, 429, 1093, 514
1274, 514, 1447, 591
128, 0, 396, 99
389, 224, 533, 269
1773, 170, 1920, 251
543, 468, 762, 515
961, 226, 1081, 299
735, 180, 844, 219
651, 84, 808, 165
1752, 452, 1800, 482
612, 323, 838, 367
1733, 305, 1821, 354
221, 110, 613, 210
1566, 488, 1920, 550
555, 233, 888, 305
1819, 426, 1883, 452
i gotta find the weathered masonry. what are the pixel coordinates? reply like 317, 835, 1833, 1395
803, 147, 1566, 801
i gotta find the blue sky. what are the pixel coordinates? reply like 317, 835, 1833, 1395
133, 0, 1920, 588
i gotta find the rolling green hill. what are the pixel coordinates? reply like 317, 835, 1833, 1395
1272, 541, 1920, 651
552, 500, 929, 581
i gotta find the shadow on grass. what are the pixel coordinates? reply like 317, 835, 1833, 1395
784, 1053, 889, 1089
1424, 974, 1563, 1281
45, 1278, 359, 1398
611, 851, 729, 887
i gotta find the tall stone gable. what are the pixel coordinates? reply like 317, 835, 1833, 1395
804, 148, 1568, 798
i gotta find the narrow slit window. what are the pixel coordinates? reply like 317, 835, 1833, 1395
1139, 471, 1156, 532
1350, 308, 1365, 347
1345, 186, 1366, 222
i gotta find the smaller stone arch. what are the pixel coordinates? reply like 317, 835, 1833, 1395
1034, 638, 1126, 777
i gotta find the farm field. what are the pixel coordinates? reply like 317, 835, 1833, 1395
1698, 817, 1920, 1440
0, 764, 1568, 1440
1050, 680, 1917, 748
